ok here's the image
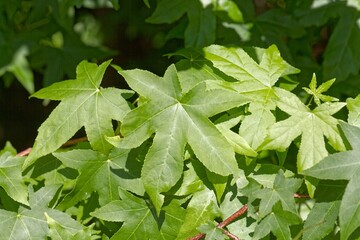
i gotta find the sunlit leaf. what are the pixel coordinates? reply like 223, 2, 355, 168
25, 60, 131, 168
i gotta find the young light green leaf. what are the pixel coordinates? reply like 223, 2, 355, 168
261, 88, 346, 172
303, 122, 360, 240
118, 64, 248, 212
253, 170, 302, 218
0, 152, 28, 205
302, 73, 338, 106
91, 188, 160, 239
347, 94, 360, 127
253, 202, 302, 240
178, 188, 220, 239
25, 60, 131, 169
54, 148, 144, 210
204, 44, 299, 149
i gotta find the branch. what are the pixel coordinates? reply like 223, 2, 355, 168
187, 205, 248, 240
15, 137, 88, 157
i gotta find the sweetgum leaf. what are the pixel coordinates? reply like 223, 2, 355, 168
253, 170, 302, 218
253, 202, 302, 240
303, 122, 360, 240
118, 64, 248, 213
0, 152, 28, 205
54, 148, 144, 210
91, 189, 160, 239
302, 201, 340, 240
302, 73, 338, 106
0, 185, 86, 239
204, 44, 299, 149
25, 60, 131, 169
261, 88, 346, 172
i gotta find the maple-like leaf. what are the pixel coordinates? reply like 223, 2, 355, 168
54, 148, 144, 210
302, 73, 338, 106
253, 170, 302, 219
117, 64, 248, 212
253, 202, 302, 240
0, 152, 28, 205
91, 188, 186, 240
303, 122, 360, 240
261, 88, 346, 172
25, 60, 131, 169
204, 44, 299, 149
0, 185, 90, 239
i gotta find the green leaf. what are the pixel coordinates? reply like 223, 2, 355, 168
147, 0, 216, 48
303, 122, 360, 240
118, 64, 248, 212
178, 188, 220, 239
54, 148, 144, 210
253, 202, 302, 240
45, 211, 94, 240
215, 116, 258, 157
0, 152, 28, 205
0, 46, 34, 93
204, 44, 299, 149
302, 73, 338, 106
253, 170, 302, 218
198, 221, 226, 240
302, 201, 340, 240
185, 3, 216, 48
91, 188, 160, 239
261, 88, 346, 172
25, 60, 131, 168
347, 94, 360, 128
0, 185, 85, 239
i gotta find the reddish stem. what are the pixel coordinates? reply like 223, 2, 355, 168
16, 148, 32, 157
293, 193, 310, 199
188, 205, 248, 240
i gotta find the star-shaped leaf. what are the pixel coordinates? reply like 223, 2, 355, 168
0, 152, 28, 205
261, 88, 346, 172
204, 44, 299, 149
117, 64, 248, 212
0, 185, 90, 239
91, 188, 186, 240
253, 202, 302, 240
302, 73, 338, 106
25, 60, 131, 169
53, 148, 144, 210
303, 122, 360, 240
253, 170, 302, 219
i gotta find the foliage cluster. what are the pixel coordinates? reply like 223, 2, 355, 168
2, 0, 360, 240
